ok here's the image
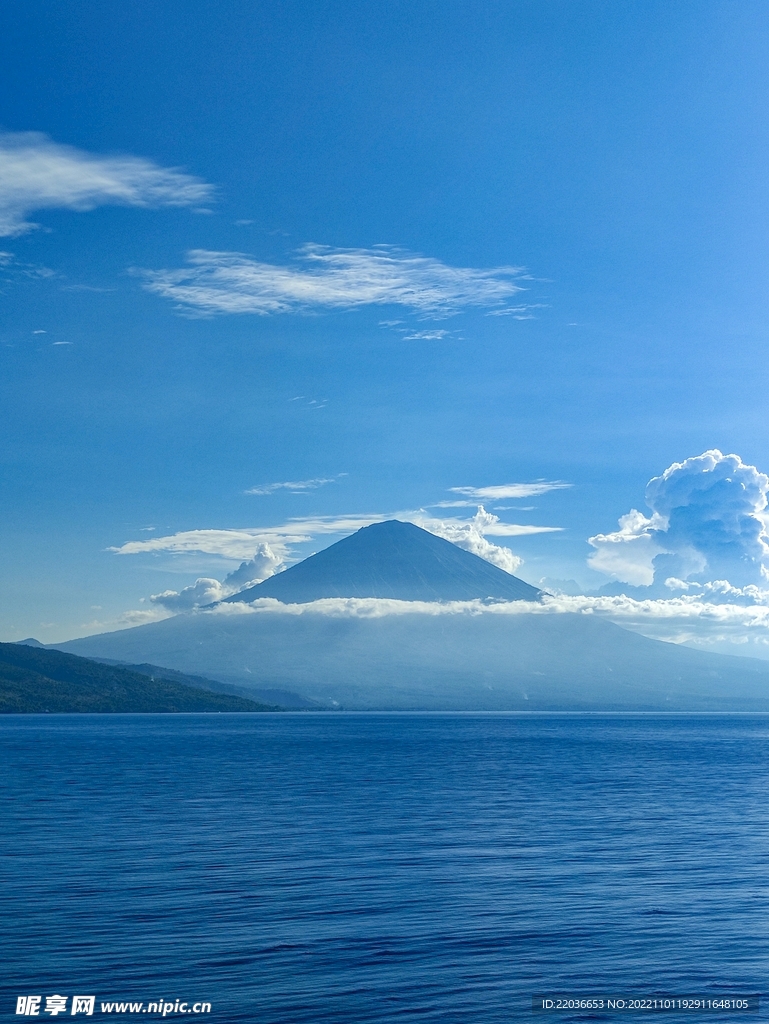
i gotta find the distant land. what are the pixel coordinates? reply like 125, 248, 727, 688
0, 643, 284, 713
81, 657, 323, 709
55, 520, 769, 712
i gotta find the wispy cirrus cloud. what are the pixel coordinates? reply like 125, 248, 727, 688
0, 131, 214, 237
138, 244, 526, 317
485, 303, 548, 319
109, 516, 387, 561
245, 475, 343, 496
0, 250, 56, 280
378, 319, 455, 342
402, 329, 452, 341
439, 481, 571, 506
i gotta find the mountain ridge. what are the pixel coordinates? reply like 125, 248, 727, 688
228, 520, 541, 604
51, 519, 769, 711
0, 643, 283, 713
54, 607, 769, 711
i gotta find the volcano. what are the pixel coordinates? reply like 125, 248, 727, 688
228, 519, 541, 604
54, 520, 769, 711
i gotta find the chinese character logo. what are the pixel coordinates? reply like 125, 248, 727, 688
16, 995, 93, 1017
16, 997, 41, 1016
71, 997, 94, 1017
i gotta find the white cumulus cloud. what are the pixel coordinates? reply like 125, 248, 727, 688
138, 244, 525, 317
222, 543, 283, 588
150, 542, 284, 612
588, 509, 668, 586
413, 507, 526, 574
151, 578, 228, 612
0, 131, 213, 237
589, 450, 769, 590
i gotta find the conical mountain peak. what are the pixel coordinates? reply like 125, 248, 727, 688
228, 519, 541, 604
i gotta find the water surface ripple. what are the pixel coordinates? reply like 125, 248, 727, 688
2, 714, 768, 1022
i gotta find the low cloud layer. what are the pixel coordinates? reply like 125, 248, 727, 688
93, 585, 769, 660
589, 451, 769, 590
0, 131, 213, 237
138, 244, 525, 317
196, 590, 769, 655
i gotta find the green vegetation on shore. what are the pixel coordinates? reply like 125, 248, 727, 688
0, 642, 282, 713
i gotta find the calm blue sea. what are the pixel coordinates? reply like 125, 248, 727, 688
2, 714, 768, 1023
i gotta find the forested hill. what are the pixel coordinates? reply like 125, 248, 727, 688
0, 642, 281, 713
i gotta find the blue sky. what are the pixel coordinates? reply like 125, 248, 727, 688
4, 0, 769, 651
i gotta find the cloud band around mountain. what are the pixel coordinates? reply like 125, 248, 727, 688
88, 586, 769, 653
197, 591, 769, 653
138, 245, 526, 317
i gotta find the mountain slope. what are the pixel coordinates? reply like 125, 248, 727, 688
51, 520, 769, 712
229, 520, 541, 603
90, 658, 323, 710
0, 642, 281, 713
56, 605, 769, 711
